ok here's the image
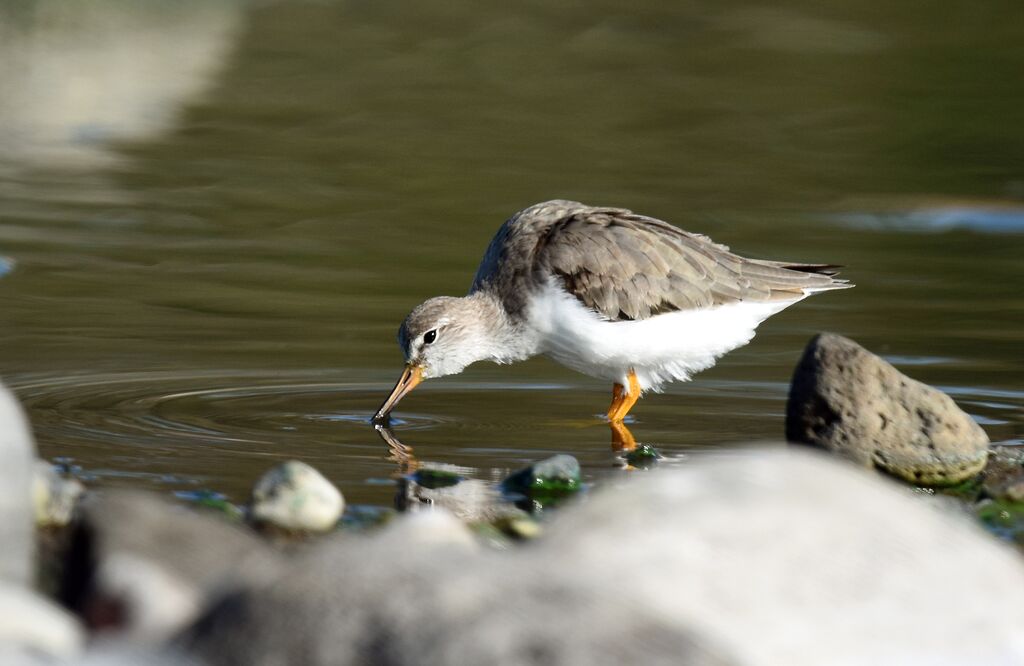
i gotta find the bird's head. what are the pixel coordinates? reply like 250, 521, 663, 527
372, 296, 498, 423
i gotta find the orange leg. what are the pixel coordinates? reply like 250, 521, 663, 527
605, 370, 642, 423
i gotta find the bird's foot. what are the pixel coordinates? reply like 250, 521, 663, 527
605, 370, 642, 422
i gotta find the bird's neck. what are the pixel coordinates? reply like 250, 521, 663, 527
465, 291, 538, 364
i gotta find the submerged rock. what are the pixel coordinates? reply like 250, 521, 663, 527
33, 460, 85, 527
250, 461, 345, 533
786, 333, 989, 485
501, 454, 582, 511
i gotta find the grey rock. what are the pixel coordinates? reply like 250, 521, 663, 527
250, 460, 344, 532
64, 490, 284, 643
182, 449, 1024, 666
33, 460, 86, 527
0, 582, 84, 662
0, 383, 36, 586
786, 333, 989, 484
182, 509, 732, 666
543, 448, 1024, 665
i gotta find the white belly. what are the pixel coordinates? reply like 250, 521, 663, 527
525, 281, 804, 392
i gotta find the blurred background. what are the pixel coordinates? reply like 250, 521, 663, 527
0, 0, 1021, 508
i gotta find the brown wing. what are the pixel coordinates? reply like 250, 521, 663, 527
472, 200, 851, 321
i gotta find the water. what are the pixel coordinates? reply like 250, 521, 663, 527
1, 0, 1022, 508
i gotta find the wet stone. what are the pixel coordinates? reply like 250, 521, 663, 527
786, 333, 989, 485
624, 444, 663, 468
250, 461, 345, 533
411, 466, 465, 490
501, 454, 582, 512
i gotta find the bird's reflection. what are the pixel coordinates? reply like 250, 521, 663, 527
609, 421, 639, 452
373, 424, 419, 476
374, 419, 640, 469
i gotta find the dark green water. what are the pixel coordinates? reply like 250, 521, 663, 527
1, 0, 1022, 507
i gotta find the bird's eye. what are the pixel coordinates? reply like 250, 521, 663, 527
423, 329, 437, 344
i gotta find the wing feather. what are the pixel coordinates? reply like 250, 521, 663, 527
471, 200, 851, 321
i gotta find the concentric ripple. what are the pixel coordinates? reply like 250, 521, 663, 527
10, 370, 448, 502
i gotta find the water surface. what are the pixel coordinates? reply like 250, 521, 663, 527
1, 0, 1021, 507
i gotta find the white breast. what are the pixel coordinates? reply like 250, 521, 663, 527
525, 280, 805, 393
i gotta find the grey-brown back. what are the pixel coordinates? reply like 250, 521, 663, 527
471, 200, 851, 322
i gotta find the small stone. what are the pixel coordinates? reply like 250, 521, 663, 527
786, 333, 989, 485
250, 461, 344, 532
624, 444, 662, 468
410, 466, 465, 490
501, 454, 582, 511
33, 460, 85, 527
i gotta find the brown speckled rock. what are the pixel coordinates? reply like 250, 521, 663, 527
786, 333, 989, 485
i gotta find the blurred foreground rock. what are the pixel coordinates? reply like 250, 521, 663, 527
181, 449, 1024, 666
0, 383, 35, 585
786, 333, 989, 484
63, 490, 284, 642
250, 460, 344, 533
0, 382, 86, 663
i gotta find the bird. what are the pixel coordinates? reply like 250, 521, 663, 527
373, 200, 851, 427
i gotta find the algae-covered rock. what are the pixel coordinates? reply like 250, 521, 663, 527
976, 499, 1024, 548
624, 444, 662, 469
501, 454, 582, 511
786, 333, 988, 485
177, 489, 245, 522
250, 461, 344, 532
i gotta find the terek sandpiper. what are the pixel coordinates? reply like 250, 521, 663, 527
373, 200, 851, 429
